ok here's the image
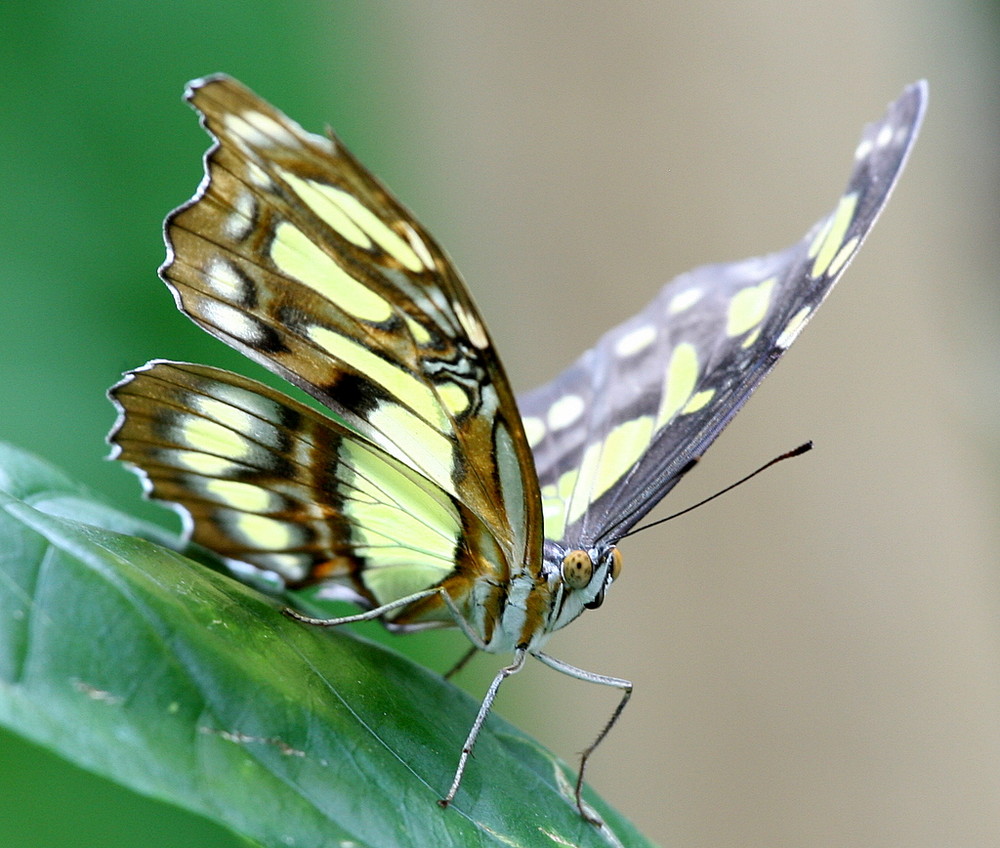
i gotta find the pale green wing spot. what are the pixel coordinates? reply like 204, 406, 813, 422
437, 382, 471, 417
740, 327, 762, 349
306, 326, 450, 432
270, 222, 395, 323
681, 388, 715, 415
726, 277, 776, 337
180, 417, 256, 460
540, 415, 656, 537
565, 442, 602, 529
203, 478, 277, 512
172, 450, 238, 476
403, 313, 432, 346
365, 402, 459, 498
540, 464, 582, 539
540, 485, 565, 539
276, 169, 372, 248
593, 416, 655, 500
655, 342, 699, 429
318, 183, 427, 273
230, 513, 303, 550
827, 236, 860, 278
806, 215, 834, 260
809, 192, 859, 278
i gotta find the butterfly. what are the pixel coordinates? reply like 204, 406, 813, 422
108, 75, 925, 823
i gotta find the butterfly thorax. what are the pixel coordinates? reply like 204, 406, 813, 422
469, 542, 622, 654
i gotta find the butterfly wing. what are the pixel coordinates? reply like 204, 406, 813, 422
143, 75, 541, 582
110, 360, 503, 628
519, 82, 926, 548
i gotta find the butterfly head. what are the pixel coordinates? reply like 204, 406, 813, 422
544, 543, 623, 633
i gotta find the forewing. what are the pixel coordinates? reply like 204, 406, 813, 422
159, 75, 540, 576
519, 82, 926, 547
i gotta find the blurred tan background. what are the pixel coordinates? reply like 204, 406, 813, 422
2, 2, 998, 846
378, 4, 1000, 846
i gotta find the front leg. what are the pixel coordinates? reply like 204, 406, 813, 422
438, 646, 529, 809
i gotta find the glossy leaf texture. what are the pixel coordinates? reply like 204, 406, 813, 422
0, 443, 652, 848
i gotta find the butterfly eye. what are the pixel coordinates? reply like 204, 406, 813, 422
561, 549, 594, 590
608, 547, 623, 582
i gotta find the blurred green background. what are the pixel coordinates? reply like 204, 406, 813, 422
2, 2, 999, 846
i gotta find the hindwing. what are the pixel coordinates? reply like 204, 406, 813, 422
110, 360, 506, 628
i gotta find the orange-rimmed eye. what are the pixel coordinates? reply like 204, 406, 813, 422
561, 549, 593, 590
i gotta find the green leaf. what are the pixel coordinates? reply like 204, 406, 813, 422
0, 443, 655, 848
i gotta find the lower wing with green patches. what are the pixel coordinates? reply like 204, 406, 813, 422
108, 360, 497, 627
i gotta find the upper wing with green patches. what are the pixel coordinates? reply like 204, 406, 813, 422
519, 82, 926, 548
160, 75, 541, 578
108, 360, 501, 627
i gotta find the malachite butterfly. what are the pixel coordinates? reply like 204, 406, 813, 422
108, 75, 925, 824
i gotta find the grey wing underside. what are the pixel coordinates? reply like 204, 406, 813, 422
518, 81, 926, 548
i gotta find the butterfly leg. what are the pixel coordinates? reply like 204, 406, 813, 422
284, 587, 489, 654
282, 587, 444, 627
285, 588, 513, 809
438, 646, 529, 809
532, 651, 633, 825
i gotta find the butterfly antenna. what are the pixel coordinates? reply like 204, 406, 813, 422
619, 441, 813, 539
